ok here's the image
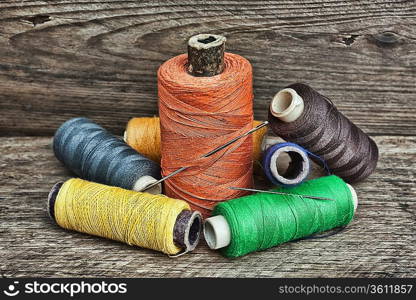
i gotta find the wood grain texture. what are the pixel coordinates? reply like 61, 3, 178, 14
0, 0, 415, 136
0, 136, 414, 278
0, 0, 415, 279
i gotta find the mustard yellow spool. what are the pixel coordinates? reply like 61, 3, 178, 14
53, 178, 191, 255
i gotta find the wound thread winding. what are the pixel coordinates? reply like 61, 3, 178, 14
158, 53, 254, 217
213, 175, 355, 258
125, 117, 267, 166
52, 178, 190, 255
125, 117, 161, 163
269, 83, 379, 183
53, 117, 161, 191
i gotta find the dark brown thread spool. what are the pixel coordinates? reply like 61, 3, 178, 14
268, 83, 379, 183
47, 181, 202, 251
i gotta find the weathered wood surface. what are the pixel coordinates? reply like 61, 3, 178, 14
0, 0, 415, 278
0, 0, 415, 136
0, 136, 415, 278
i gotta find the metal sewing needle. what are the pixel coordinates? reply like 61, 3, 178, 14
229, 187, 335, 201
142, 121, 269, 192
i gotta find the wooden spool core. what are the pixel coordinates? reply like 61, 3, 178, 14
187, 33, 226, 77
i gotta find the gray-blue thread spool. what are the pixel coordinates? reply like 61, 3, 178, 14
53, 117, 162, 194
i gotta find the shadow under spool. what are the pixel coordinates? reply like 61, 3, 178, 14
47, 182, 202, 251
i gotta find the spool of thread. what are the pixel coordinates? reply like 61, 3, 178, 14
125, 117, 161, 163
204, 175, 358, 258
124, 117, 268, 166
268, 84, 379, 183
47, 178, 202, 255
158, 34, 254, 217
263, 142, 311, 186
53, 117, 162, 194
262, 142, 331, 186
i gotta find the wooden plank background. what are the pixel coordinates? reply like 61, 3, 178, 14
0, 0, 415, 277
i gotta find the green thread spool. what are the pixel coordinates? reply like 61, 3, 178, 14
204, 175, 357, 258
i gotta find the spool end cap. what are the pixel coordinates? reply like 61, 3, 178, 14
187, 33, 226, 77
133, 176, 162, 194
204, 215, 231, 249
123, 130, 127, 142
188, 34, 226, 50
47, 181, 64, 222
183, 211, 203, 252
346, 184, 358, 212
270, 88, 304, 122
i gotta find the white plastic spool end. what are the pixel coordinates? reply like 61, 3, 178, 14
123, 130, 127, 142
346, 184, 358, 212
133, 175, 162, 194
204, 215, 231, 250
270, 88, 305, 122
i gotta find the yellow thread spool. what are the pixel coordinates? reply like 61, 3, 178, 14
125, 117, 161, 163
124, 117, 268, 168
251, 120, 268, 169
47, 178, 202, 255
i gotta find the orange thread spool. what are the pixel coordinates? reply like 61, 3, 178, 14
158, 35, 254, 217
125, 116, 161, 163
125, 117, 267, 166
